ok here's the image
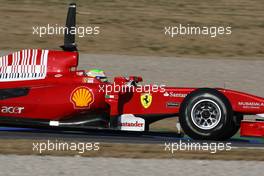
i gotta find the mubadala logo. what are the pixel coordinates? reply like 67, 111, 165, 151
238, 102, 264, 107
163, 92, 187, 98
1, 106, 24, 114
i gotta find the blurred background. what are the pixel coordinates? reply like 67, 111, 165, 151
0, 0, 263, 58
0, 1, 263, 165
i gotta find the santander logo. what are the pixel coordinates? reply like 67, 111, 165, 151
118, 121, 144, 127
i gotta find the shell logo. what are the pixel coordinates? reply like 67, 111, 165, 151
70, 87, 94, 109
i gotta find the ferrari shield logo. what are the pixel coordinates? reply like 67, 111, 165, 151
140, 93, 152, 109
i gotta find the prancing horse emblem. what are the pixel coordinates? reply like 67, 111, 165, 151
140, 93, 152, 109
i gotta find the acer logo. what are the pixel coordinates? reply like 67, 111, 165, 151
1, 106, 24, 114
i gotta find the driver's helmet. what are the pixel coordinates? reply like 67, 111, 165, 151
85, 69, 108, 82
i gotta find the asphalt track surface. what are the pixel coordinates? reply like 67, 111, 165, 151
0, 127, 263, 149
0, 53, 264, 148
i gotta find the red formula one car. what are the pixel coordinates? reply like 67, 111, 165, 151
0, 4, 263, 140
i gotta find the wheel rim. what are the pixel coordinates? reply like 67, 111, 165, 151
191, 99, 222, 130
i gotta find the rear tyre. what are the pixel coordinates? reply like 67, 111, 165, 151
179, 88, 234, 140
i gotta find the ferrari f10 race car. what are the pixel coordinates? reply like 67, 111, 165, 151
0, 4, 263, 140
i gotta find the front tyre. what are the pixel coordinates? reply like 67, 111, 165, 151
179, 88, 234, 140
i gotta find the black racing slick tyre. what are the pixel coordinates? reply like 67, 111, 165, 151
179, 88, 235, 141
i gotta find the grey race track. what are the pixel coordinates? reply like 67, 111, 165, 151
0, 127, 263, 148
0, 52, 264, 147
0, 53, 264, 176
